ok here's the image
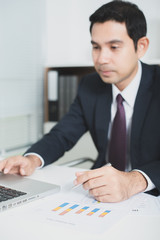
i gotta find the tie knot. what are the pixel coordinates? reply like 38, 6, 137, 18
116, 94, 124, 105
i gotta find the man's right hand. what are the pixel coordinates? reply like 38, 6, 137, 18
0, 155, 42, 176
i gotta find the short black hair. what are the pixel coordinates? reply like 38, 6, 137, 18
89, 1, 147, 50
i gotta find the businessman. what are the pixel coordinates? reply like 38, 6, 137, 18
0, 1, 160, 203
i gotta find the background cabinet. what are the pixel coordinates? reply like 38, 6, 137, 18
44, 66, 95, 122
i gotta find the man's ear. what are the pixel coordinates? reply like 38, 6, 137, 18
137, 36, 149, 59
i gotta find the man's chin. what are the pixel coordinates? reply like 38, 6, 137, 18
100, 76, 116, 85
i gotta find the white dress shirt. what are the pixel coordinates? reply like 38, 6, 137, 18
108, 61, 155, 192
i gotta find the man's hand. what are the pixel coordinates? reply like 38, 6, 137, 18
74, 166, 147, 203
0, 155, 42, 176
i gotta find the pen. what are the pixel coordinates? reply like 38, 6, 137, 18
71, 162, 112, 190
71, 183, 83, 190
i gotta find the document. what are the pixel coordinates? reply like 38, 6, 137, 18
10, 166, 160, 236
129, 192, 160, 215
16, 181, 160, 234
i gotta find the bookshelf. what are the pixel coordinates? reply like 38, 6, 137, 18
44, 66, 95, 122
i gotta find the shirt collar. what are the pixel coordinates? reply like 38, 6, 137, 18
112, 61, 142, 108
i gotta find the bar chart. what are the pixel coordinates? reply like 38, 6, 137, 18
52, 202, 111, 218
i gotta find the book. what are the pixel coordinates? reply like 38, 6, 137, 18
58, 75, 78, 120
48, 71, 59, 121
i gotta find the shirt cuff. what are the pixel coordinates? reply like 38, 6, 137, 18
132, 169, 155, 192
24, 153, 44, 169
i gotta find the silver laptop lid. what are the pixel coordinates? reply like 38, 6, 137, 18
0, 173, 60, 211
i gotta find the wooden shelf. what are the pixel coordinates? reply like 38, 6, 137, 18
44, 66, 95, 122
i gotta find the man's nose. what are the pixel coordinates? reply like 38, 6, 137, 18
97, 49, 111, 65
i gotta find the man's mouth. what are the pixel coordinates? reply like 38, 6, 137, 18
99, 69, 114, 76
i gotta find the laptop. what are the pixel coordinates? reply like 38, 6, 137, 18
0, 172, 60, 212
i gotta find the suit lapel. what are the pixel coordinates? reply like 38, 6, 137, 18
130, 63, 154, 165
94, 83, 112, 165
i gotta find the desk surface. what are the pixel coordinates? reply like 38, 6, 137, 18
0, 165, 160, 240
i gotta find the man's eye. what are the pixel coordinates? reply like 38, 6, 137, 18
111, 45, 119, 50
93, 46, 99, 50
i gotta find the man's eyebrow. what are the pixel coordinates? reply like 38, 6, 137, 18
91, 40, 98, 45
91, 40, 123, 45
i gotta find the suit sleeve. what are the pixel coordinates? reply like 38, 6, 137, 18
25, 78, 88, 166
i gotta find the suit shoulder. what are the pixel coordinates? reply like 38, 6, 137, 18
142, 62, 160, 75
79, 72, 107, 90
141, 62, 160, 94
82, 72, 100, 82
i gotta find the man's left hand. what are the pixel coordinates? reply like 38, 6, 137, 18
74, 166, 147, 203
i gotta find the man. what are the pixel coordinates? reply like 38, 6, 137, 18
0, 1, 160, 203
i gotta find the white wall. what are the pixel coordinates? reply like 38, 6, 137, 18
46, 0, 108, 66
1, 0, 160, 155
46, 0, 160, 66
132, 0, 160, 63
0, 0, 46, 152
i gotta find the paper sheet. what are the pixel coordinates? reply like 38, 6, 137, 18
9, 175, 160, 234
14, 180, 160, 234
129, 193, 160, 215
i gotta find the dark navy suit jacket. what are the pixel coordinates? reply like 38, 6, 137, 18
26, 62, 160, 195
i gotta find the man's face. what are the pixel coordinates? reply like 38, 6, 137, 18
91, 21, 140, 91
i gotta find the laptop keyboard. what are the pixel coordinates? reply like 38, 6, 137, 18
0, 185, 27, 202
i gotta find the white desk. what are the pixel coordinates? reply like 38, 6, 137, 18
0, 165, 160, 240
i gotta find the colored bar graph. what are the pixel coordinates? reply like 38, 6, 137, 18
99, 210, 111, 217
52, 203, 111, 219
75, 206, 89, 214
52, 202, 69, 211
59, 204, 79, 215
87, 208, 100, 216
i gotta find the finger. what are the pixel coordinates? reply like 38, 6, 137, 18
95, 193, 124, 203
3, 156, 27, 174
19, 167, 26, 176
0, 159, 7, 172
89, 185, 109, 197
19, 157, 37, 176
75, 167, 105, 179
3, 157, 20, 174
19, 159, 30, 176
83, 176, 106, 190
5, 167, 20, 175
75, 171, 84, 177
75, 168, 105, 185
20, 164, 34, 176
95, 194, 113, 203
